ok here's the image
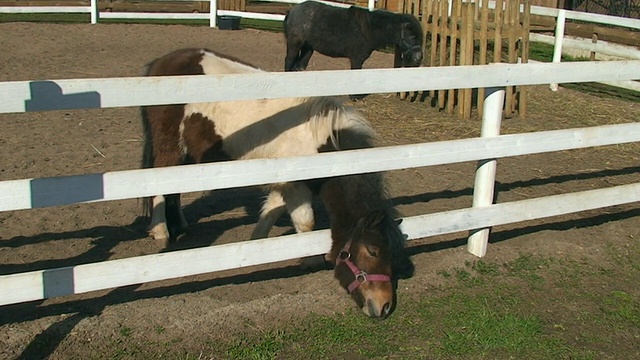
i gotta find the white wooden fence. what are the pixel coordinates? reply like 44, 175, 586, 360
1, 60, 639, 307
2, 0, 639, 92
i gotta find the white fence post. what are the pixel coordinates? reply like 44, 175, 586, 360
467, 86, 505, 257
550, 9, 566, 91
368, 0, 375, 10
210, 0, 217, 28
90, 0, 97, 24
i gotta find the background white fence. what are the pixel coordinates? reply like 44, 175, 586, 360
0, 59, 639, 307
1, 0, 639, 92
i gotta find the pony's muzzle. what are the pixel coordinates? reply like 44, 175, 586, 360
364, 299, 391, 319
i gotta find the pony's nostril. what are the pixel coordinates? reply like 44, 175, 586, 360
381, 303, 391, 318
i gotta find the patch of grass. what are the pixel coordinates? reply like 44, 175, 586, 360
600, 290, 640, 328
119, 326, 133, 338
472, 260, 501, 276
529, 42, 589, 63
438, 294, 566, 357
226, 330, 288, 360
89, 248, 639, 360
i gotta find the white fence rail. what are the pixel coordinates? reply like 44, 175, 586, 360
1, 0, 638, 92
1, 60, 640, 307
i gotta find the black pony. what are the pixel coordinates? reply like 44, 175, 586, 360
283, 1, 424, 71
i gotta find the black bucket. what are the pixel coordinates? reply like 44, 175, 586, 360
217, 15, 241, 30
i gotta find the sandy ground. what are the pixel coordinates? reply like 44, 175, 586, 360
0, 22, 639, 359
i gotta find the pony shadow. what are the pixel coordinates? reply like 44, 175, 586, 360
2, 263, 322, 360
389, 165, 640, 209
0, 217, 149, 276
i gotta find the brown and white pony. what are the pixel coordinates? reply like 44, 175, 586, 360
141, 48, 414, 318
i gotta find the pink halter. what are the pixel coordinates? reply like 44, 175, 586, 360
335, 239, 391, 293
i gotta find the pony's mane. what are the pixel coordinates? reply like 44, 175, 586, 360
305, 97, 375, 150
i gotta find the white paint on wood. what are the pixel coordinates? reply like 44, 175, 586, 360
3, 181, 640, 306
209, 0, 217, 27
2, 122, 640, 212
98, 12, 210, 20
530, 33, 640, 60
487, 1, 640, 30
1, 61, 639, 114
0, 6, 90, 13
525, 59, 639, 93
467, 87, 505, 257
550, 9, 566, 92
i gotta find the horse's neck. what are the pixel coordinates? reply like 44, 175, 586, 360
320, 174, 390, 259
367, 12, 403, 48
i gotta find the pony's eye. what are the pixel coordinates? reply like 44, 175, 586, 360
365, 245, 379, 258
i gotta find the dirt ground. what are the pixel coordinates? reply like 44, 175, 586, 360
0, 22, 639, 359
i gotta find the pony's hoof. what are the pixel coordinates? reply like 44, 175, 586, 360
149, 224, 171, 247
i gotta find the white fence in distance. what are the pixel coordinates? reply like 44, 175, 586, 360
2, 0, 639, 92
0, 60, 639, 307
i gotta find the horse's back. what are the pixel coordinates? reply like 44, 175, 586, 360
285, 2, 363, 39
143, 47, 373, 162
146, 48, 262, 77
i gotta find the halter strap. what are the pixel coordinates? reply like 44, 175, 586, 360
335, 239, 391, 293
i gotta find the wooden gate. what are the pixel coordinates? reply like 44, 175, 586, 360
400, 0, 531, 118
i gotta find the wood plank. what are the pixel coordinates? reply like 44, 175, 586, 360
520, 0, 531, 117
4, 178, 640, 306
3, 122, 640, 212
446, 0, 458, 114
461, 2, 474, 119
477, 0, 490, 115
438, 0, 448, 110
1, 60, 639, 114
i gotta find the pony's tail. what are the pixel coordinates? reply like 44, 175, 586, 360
139, 61, 156, 219
140, 106, 154, 219
283, 10, 291, 37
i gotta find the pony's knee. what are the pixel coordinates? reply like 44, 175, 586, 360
290, 204, 314, 233
283, 184, 314, 233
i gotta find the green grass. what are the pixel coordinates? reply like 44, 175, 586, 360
66, 246, 638, 359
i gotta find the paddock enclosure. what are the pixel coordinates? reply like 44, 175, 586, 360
1, 19, 640, 358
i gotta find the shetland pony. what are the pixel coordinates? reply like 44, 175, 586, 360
141, 48, 414, 318
283, 1, 424, 71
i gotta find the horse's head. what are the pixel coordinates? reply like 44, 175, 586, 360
399, 19, 424, 67
332, 210, 414, 319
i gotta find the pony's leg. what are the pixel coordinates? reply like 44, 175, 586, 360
349, 56, 370, 100
281, 183, 327, 271
281, 183, 314, 234
148, 194, 187, 246
295, 45, 314, 71
165, 193, 188, 240
285, 44, 301, 71
148, 195, 170, 245
251, 190, 287, 239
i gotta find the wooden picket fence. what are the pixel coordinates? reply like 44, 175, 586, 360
401, 0, 531, 119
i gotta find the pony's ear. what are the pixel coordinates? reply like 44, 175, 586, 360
394, 256, 415, 279
395, 218, 403, 226
363, 209, 387, 229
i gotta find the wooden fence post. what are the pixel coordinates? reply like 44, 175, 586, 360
467, 86, 505, 257
550, 9, 566, 91
90, 0, 97, 24
460, 2, 474, 119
